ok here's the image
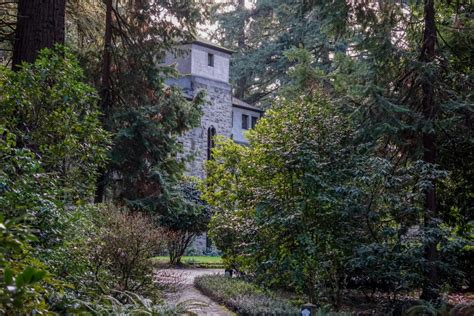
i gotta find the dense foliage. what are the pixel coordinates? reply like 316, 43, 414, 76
204, 0, 473, 307
0, 49, 110, 313
210, 0, 340, 104
161, 180, 213, 264
0, 128, 54, 314
204, 53, 472, 308
0, 47, 110, 204
207, 92, 432, 304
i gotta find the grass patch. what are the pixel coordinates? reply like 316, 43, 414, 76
194, 275, 299, 315
152, 256, 224, 268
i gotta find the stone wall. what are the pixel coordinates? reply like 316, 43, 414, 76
175, 76, 232, 255
178, 76, 233, 179
167, 41, 233, 255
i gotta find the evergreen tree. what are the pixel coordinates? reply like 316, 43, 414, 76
325, 1, 473, 299
210, 0, 344, 104
206, 0, 473, 303
65, 1, 209, 212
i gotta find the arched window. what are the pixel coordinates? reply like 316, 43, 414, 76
207, 126, 216, 160
205, 127, 216, 250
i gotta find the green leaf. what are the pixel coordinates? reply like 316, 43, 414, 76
15, 273, 24, 288
4, 268, 14, 285
31, 270, 47, 283
18, 266, 35, 285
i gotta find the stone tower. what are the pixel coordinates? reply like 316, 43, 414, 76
166, 38, 263, 178
165, 38, 234, 179
165, 38, 263, 254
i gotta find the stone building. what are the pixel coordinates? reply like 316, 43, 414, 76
165, 38, 263, 254
166, 38, 263, 178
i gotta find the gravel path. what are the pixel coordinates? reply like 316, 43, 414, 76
158, 268, 234, 316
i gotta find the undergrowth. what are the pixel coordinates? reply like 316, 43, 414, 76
194, 275, 299, 315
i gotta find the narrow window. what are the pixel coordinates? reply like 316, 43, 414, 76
208, 53, 214, 67
206, 234, 212, 250
207, 126, 216, 160
242, 114, 249, 130
251, 116, 258, 129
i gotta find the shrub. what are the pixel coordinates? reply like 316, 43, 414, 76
0, 46, 110, 204
87, 207, 165, 301
203, 90, 467, 306
48, 205, 184, 313
0, 216, 51, 314
0, 127, 62, 314
194, 275, 298, 315
160, 180, 212, 265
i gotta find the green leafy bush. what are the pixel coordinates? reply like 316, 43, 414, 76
0, 127, 60, 314
161, 180, 212, 265
0, 216, 50, 314
194, 275, 298, 315
203, 88, 468, 306
0, 47, 109, 313
0, 46, 110, 204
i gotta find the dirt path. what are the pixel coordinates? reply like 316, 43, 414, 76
158, 268, 234, 316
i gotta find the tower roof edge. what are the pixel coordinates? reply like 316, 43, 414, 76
189, 37, 235, 55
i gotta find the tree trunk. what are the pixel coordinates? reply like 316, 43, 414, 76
94, 0, 113, 203
12, 0, 65, 69
168, 231, 195, 266
419, 0, 439, 301
234, 0, 247, 100
101, 0, 113, 115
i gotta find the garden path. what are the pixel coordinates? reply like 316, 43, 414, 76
159, 268, 234, 316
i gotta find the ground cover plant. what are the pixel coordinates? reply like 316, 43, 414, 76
194, 275, 299, 315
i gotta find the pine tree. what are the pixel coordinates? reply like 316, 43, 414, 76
67, 0, 208, 209
94, 0, 113, 202
419, 0, 439, 300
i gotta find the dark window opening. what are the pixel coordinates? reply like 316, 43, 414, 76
242, 114, 249, 130
251, 116, 258, 129
208, 53, 214, 67
206, 235, 212, 249
207, 126, 216, 160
